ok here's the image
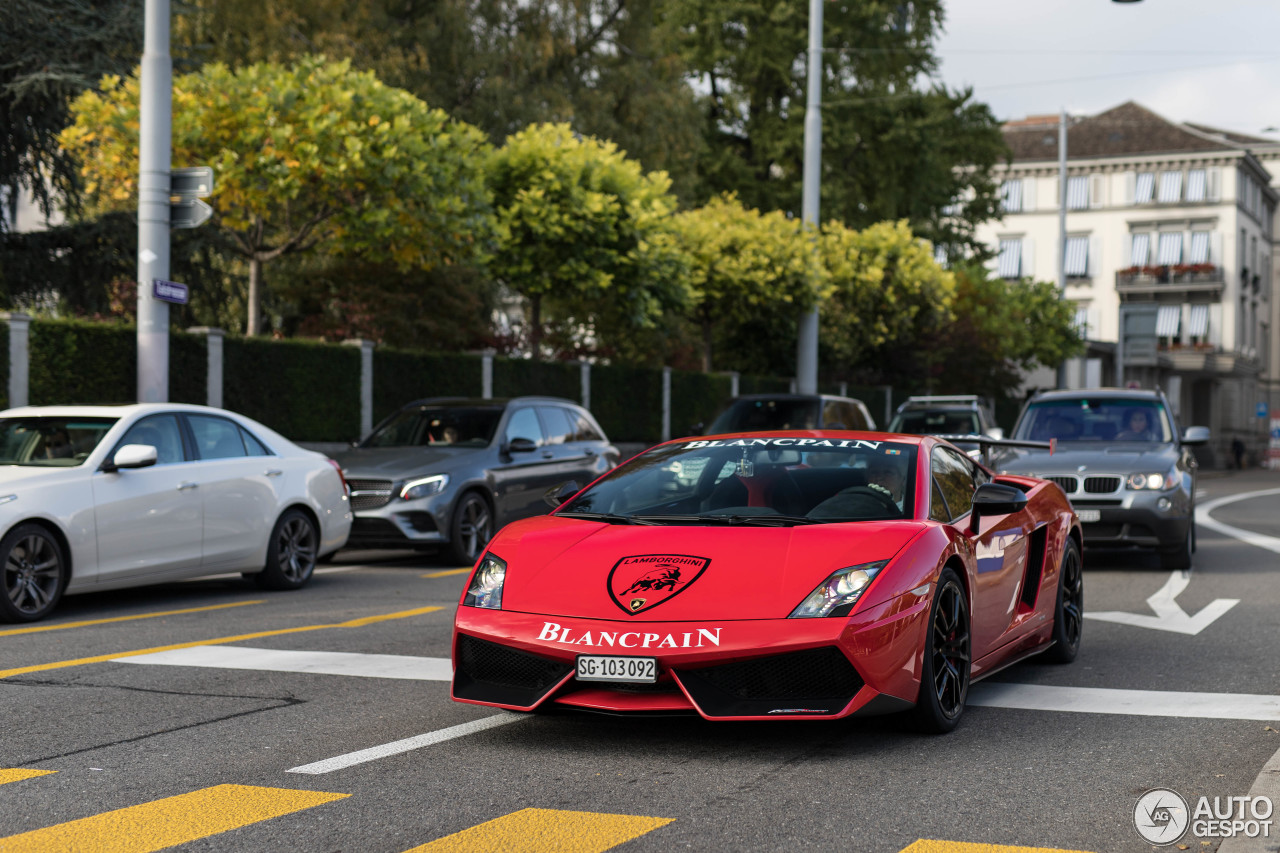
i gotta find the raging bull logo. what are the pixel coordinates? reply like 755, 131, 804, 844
607, 554, 711, 616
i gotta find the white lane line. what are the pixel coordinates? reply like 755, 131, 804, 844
971, 682, 1280, 721
1196, 486, 1280, 554
287, 714, 523, 774
115, 645, 452, 681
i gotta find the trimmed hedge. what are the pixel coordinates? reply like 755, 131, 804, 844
223, 337, 361, 442
0, 321, 8, 410
670, 370, 733, 440
372, 348, 486, 426
30, 319, 136, 405
591, 364, 663, 443
170, 331, 208, 405
739, 373, 792, 395
494, 357, 579, 401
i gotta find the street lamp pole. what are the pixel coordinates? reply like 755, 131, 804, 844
796, 0, 823, 395
137, 0, 171, 402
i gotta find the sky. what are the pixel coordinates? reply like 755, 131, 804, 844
932, 0, 1280, 137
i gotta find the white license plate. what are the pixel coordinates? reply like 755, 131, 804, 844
1076, 509, 1101, 523
575, 655, 657, 683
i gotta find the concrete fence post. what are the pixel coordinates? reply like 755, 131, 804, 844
343, 338, 375, 438
662, 366, 672, 443
3, 313, 30, 408
580, 360, 591, 410
186, 327, 224, 408
481, 350, 494, 399
729, 371, 739, 398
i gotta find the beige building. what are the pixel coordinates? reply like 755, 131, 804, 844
976, 102, 1278, 467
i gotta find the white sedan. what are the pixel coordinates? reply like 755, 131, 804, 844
0, 403, 352, 622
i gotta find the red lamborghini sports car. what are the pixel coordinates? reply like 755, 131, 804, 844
451, 431, 1082, 732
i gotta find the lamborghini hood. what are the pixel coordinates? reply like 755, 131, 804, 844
487, 515, 928, 621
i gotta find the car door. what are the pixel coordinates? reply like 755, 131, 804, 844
930, 446, 1034, 659
90, 413, 203, 581
185, 413, 280, 568
537, 405, 608, 488
490, 406, 563, 522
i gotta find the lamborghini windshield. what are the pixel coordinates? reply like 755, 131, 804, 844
559, 436, 917, 524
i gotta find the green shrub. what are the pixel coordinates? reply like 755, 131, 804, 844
30, 319, 136, 405
223, 337, 360, 442
494, 357, 579, 401
670, 370, 733, 439
739, 374, 792, 395
373, 348, 484, 426
0, 321, 8, 410
170, 331, 208, 405
591, 364, 663, 443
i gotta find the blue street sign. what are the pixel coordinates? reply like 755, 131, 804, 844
153, 279, 189, 305
1258, 402, 1268, 418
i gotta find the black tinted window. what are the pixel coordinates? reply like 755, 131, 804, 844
931, 447, 976, 521
570, 410, 604, 442
120, 415, 186, 465
364, 406, 501, 448
505, 408, 545, 446
189, 415, 247, 460
537, 407, 576, 445
0, 416, 117, 466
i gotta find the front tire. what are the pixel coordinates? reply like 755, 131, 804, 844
446, 492, 493, 566
253, 509, 319, 590
0, 523, 68, 623
908, 567, 971, 734
1043, 537, 1083, 664
1160, 523, 1193, 571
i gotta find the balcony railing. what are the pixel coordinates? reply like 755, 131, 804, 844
1115, 264, 1222, 289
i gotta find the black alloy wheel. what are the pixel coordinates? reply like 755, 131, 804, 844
1044, 537, 1083, 664
0, 523, 68, 623
252, 509, 319, 590
909, 567, 971, 734
447, 492, 493, 566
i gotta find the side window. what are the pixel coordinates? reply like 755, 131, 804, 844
188, 415, 248, 460
504, 408, 545, 447
240, 426, 274, 457
537, 407, 575, 446
931, 447, 976, 521
570, 410, 604, 442
930, 477, 950, 522
118, 414, 186, 466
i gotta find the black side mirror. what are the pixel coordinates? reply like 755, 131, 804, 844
507, 437, 538, 454
544, 480, 582, 509
970, 482, 1028, 531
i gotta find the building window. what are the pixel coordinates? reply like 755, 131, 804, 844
1130, 233, 1151, 266
1066, 176, 1089, 210
1158, 171, 1183, 203
1188, 231, 1211, 265
1188, 304, 1210, 345
1157, 232, 1183, 265
1156, 305, 1181, 345
1000, 179, 1022, 213
997, 238, 1022, 279
1073, 306, 1092, 339
1064, 236, 1089, 277
1135, 172, 1155, 204
1186, 169, 1207, 202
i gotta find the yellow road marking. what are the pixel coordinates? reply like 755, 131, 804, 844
0, 769, 56, 786
0, 601, 264, 638
0, 784, 347, 853
900, 841, 1096, 853
421, 569, 471, 578
0, 606, 443, 680
405, 808, 673, 853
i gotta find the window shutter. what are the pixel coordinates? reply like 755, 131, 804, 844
1208, 168, 1221, 201
1125, 172, 1136, 204
1211, 231, 1223, 266
1090, 174, 1105, 208
1089, 235, 1101, 275
1023, 177, 1037, 211
1022, 238, 1035, 277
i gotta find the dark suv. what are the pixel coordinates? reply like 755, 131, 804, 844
995, 388, 1209, 569
332, 397, 618, 564
888, 395, 1002, 439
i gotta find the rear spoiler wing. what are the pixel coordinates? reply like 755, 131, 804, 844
930, 435, 1056, 468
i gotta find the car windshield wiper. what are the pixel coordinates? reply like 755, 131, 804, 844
628, 514, 819, 527
555, 511, 657, 525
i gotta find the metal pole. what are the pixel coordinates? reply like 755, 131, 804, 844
795, 0, 823, 395
1056, 108, 1068, 390
137, 0, 171, 402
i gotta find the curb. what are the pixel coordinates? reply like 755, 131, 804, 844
1217, 742, 1280, 852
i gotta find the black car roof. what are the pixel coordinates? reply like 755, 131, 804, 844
399, 396, 579, 409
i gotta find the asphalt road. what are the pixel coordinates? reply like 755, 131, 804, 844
3, 470, 1280, 852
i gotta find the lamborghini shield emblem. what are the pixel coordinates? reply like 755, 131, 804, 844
607, 554, 711, 616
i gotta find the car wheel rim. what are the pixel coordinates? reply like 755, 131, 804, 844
931, 581, 970, 719
1061, 545, 1083, 648
278, 517, 317, 582
6, 534, 60, 615
458, 499, 492, 562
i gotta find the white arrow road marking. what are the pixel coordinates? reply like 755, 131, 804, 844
287, 714, 523, 774
116, 645, 453, 681
1085, 570, 1238, 635
1196, 486, 1280, 554
970, 682, 1280, 721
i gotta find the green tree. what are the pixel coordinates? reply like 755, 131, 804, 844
667, 0, 1007, 253
672, 194, 823, 372
60, 56, 494, 334
0, 0, 141, 227
930, 262, 1084, 401
488, 123, 689, 357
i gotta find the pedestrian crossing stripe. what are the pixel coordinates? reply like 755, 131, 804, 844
0, 783, 348, 853
899, 841, 1095, 853
0, 769, 55, 786
403, 808, 674, 853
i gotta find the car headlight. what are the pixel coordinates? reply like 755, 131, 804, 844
463, 553, 506, 609
1126, 466, 1179, 491
400, 474, 449, 501
789, 560, 888, 618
